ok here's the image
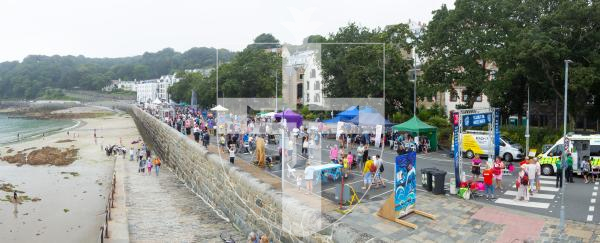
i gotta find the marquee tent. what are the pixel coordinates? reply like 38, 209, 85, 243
391, 116, 438, 151
274, 109, 303, 129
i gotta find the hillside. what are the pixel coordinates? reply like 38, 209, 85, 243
0, 47, 234, 99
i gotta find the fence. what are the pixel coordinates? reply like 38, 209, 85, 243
99, 159, 117, 243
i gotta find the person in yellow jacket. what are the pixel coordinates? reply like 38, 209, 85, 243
362, 157, 375, 190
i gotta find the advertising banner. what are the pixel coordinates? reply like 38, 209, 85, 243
462, 113, 492, 127
375, 125, 383, 148
453, 113, 461, 187
494, 108, 500, 157
395, 151, 417, 218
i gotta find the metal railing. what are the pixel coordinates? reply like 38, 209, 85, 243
99, 169, 117, 243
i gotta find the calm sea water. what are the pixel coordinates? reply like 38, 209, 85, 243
0, 114, 77, 144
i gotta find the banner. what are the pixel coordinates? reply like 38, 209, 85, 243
375, 125, 383, 148
462, 113, 492, 127
494, 108, 500, 158
336, 121, 344, 140
395, 151, 417, 218
453, 113, 461, 187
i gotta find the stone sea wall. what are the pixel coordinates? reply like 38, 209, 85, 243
129, 106, 370, 242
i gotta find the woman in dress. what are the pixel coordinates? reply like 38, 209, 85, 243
471, 154, 483, 181
493, 156, 505, 190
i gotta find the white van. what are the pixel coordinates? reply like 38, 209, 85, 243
536, 134, 600, 176
459, 130, 524, 162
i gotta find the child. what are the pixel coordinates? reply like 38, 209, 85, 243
482, 167, 494, 199
146, 158, 153, 175
296, 173, 303, 192
228, 145, 236, 164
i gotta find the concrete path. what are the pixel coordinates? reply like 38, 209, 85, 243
119, 156, 243, 242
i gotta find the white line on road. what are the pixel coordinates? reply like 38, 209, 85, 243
372, 189, 393, 198
539, 175, 555, 180
538, 180, 555, 185
504, 190, 555, 200
594, 192, 598, 197
595, 186, 598, 191
512, 184, 559, 192
590, 206, 595, 212
588, 215, 594, 222
592, 198, 597, 204
596, 182, 599, 185
495, 198, 550, 209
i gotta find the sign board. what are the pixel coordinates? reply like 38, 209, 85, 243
453, 114, 461, 187
564, 137, 570, 151
395, 152, 417, 218
528, 149, 537, 157
462, 113, 492, 127
494, 109, 500, 157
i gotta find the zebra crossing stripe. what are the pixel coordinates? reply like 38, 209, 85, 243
539, 175, 554, 180
495, 198, 550, 209
513, 184, 559, 192
588, 215, 594, 222
504, 190, 555, 200
539, 180, 554, 185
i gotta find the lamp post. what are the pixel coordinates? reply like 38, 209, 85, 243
525, 85, 530, 154
413, 47, 417, 116
559, 59, 573, 233
275, 71, 278, 113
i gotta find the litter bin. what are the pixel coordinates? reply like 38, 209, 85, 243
420, 168, 435, 191
431, 170, 447, 195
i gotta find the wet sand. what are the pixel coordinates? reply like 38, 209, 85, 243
0, 108, 140, 243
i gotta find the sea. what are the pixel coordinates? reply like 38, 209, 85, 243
0, 113, 78, 144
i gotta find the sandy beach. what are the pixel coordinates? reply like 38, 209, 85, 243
0, 106, 141, 243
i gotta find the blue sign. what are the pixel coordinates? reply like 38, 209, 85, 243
494, 109, 500, 157
395, 152, 417, 218
463, 113, 492, 127
453, 117, 460, 187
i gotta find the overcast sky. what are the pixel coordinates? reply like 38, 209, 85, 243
0, 0, 454, 62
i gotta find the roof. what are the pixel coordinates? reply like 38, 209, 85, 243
392, 116, 437, 133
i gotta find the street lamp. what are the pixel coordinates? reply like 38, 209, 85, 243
559, 59, 573, 233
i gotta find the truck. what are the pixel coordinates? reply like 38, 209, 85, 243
536, 134, 600, 176
455, 130, 524, 162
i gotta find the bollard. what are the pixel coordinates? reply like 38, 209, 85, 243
100, 226, 104, 243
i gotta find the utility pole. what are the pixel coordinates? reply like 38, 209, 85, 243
559, 59, 572, 234
413, 47, 417, 116
216, 49, 219, 106
525, 85, 530, 154
275, 71, 278, 113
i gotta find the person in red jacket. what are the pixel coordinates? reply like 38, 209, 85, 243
483, 168, 495, 199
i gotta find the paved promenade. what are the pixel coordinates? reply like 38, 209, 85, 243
120, 156, 243, 242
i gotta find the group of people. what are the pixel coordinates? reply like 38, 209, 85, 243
471, 154, 507, 199
130, 144, 161, 176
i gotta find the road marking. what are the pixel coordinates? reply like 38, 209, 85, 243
512, 184, 559, 192
590, 206, 595, 212
594, 192, 598, 197
588, 215, 594, 222
592, 198, 596, 204
595, 186, 599, 191
539, 175, 554, 180
504, 190, 555, 200
596, 182, 599, 185
539, 180, 554, 185
372, 189, 393, 198
495, 198, 550, 209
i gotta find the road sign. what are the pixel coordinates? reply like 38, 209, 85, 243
462, 113, 492, 127
564, 137, 570, 151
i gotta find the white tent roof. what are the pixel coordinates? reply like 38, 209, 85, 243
152, 98, 162, 104
210, 105, 229, 111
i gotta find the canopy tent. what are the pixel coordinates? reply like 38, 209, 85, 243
349, 107, 394, 127
323, 116, 341, 124
274, 109, 303, 129
335, 106, 359, 121
258, 112, 277, 118
152, 98, 162, 104
392, 116, 438, 151
210, 105, 229, 112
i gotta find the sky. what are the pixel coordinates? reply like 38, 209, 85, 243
0, 0, 454, 62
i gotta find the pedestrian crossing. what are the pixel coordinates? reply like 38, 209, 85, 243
494, 175, 558, 209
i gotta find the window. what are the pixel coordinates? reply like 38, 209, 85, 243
306, 94, 310, 103
462, 92, 468, 102
306, 81, 310, 90
314, 94, 321, 103
299, 74, 304, 80
590, 145, 600, 157
475, 95, 482, 102
314, 81, 320, 90
450, 93, 458, 102
310, 69, 316, 78
548, 145, 562, 157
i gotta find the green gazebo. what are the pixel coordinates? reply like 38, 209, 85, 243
392, 116, 438, 151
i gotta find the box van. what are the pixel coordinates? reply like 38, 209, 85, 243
457, 130, 524, 162
536, 134, 600, 176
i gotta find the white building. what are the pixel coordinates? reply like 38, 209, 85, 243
135, 74, 180, 104
102, 79, 137, 92
282, 46, 325, 107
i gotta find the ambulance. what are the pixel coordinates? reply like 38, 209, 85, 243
457, 130, 524, 162
536, 134, 600, 176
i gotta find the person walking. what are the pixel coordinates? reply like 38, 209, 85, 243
357, 143, 365, 171
304, 162, 315, 195
373, 155, 385, 188
363, 157, 375, 190
471, 154, 482, 181
146, 157, 153, 175
527, 158, 537, 195
492, 156, 505, 190
129, 147, 134, 161
138, 156, 145, 173
555, 157, 563, 188
534, 157, 542, 191
228, 144, 236, 164
193, 125, 201, 143
516, 164, 529, 201
483, 166, 495, 199
582, 156, 591, 183
566, 153, 574, 183
302, 137, 309, 156
329, 145, 339, 164
153, 157, 161, 176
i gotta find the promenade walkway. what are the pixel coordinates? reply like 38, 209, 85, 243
117, 155, 243, 242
